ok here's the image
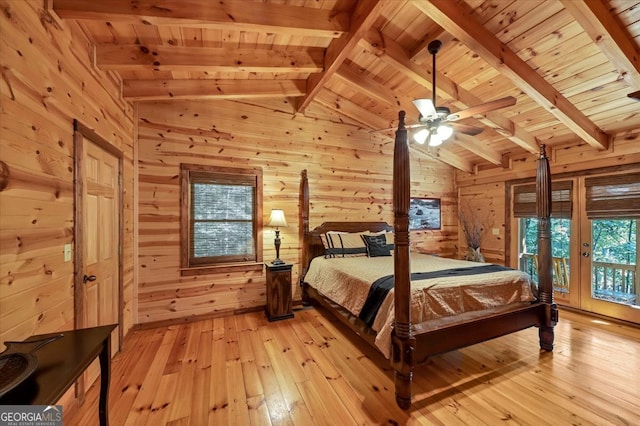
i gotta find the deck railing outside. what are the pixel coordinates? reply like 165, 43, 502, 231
592, 261, 637, 304
519, 253, 638, 306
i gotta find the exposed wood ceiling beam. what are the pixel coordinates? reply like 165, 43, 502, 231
360, 31, 540, 155
412, 145, 474, 174
123, 80, 306, 101
96, 45, 324, 73
296, 0, 385, 113
560, 0, 640, 89
51, 0, 346, 38
451, 134, 503, 166
335, 66, 402, 107
415, 0, 610, 151
314, 89, 391, 131
336, 66, 505, 166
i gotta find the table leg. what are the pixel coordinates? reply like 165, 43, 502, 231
98, 336, 111, 426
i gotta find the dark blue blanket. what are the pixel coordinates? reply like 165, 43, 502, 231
358, 264, 512, 327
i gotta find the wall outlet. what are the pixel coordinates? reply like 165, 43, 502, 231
492, 228, 500, 236
64, 244, 72, 262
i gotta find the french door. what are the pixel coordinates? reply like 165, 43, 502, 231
576, 174, 639, 323
513, 169, 640, 324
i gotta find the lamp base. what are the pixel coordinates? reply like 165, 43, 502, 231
271, 258, 285, 265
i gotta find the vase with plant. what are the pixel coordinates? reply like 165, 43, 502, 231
458, 204, 486, 263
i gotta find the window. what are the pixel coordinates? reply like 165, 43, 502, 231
180, 164, 263, 274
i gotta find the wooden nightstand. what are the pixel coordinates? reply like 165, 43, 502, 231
264, 262, 294, 321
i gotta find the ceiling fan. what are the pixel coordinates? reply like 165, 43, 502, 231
410, 40, 517, 146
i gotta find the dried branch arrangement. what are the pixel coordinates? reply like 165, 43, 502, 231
458, 199, 492, 250
458, 209, 483, 249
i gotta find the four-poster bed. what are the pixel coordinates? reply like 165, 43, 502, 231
299, 111, 558, 409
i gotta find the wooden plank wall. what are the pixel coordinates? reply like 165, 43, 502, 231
457, 182, 505, 264
0, 1, 135, 343
137, 99, 456, 324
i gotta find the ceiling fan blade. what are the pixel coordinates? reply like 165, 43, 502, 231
628, 90, 640, 101
412, 98, 437, 120
446, 96, 517, 121
450, 122, 484, 136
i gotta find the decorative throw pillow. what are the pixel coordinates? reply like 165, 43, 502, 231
320, 231, 343, 254
323, 232, 368, 258
362, 234, 392, 257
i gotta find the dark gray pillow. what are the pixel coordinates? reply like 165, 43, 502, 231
362, 234, 392, 257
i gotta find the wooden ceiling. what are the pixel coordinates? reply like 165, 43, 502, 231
51, 0, 640, 172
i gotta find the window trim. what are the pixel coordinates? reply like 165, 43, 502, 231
180, 163, 263, 275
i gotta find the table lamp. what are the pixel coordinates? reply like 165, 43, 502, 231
267, 209, 288, 264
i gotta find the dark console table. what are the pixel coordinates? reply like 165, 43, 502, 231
0, 324, 116, 426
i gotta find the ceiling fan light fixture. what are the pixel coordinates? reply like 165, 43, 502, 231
402, 40, 515, 145
413, 128, 429, 144
437, 124, 453, 140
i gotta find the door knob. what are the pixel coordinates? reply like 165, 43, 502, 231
582, 252, 590, 258
83, 274, 97, 283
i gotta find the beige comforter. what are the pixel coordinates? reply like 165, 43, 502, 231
303, 253, 536, 358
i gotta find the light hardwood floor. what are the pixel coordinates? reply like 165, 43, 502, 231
66, 307, 640, 425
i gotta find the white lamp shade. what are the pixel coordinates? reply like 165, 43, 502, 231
428, 133, 443, 146
267, 209, 288, 228
437, 124, 453, 140
413, 128, 429, 144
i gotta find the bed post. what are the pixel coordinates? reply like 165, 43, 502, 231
391, 110, 415, 409
300, 169, 309, 287
536, 145, 558, 350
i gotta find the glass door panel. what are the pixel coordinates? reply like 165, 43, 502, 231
579, 217, 640, 323
591, 219, 637, 306
517, 217, 575, 304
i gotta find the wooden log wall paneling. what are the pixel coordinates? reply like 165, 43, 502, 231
0, 1, 135, 343
458, 182, 505, 264
137, 99, 456, 324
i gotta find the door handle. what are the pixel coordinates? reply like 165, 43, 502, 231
582, 252, 590, 258
83, 274, 97, 284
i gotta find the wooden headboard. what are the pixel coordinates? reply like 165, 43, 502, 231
306, 221, 393, 265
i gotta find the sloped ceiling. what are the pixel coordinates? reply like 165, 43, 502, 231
51, 0, 639, 173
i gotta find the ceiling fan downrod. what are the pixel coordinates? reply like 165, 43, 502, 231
428, 39, 442, 107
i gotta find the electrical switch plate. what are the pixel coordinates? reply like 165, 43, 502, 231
492, 228, 500, 236
64, 244, 72, 262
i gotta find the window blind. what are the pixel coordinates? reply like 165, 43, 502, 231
513, 180, 572, 218
585, 172, 640, 219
